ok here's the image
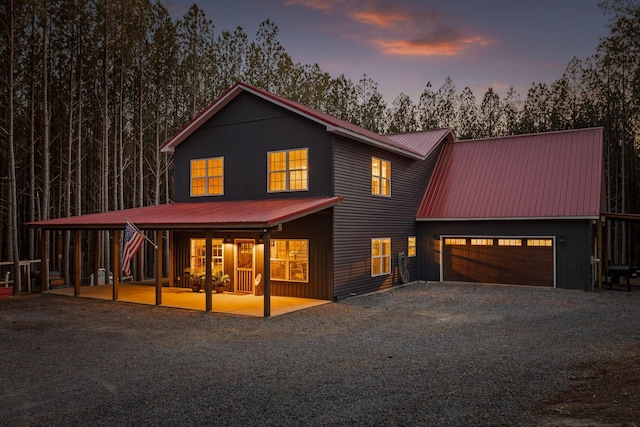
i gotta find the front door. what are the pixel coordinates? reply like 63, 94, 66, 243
235, 239, 255, 293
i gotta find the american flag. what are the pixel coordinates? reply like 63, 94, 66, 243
122, 221, 144, 277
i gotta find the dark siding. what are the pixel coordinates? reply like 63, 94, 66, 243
170, 210, 333, 300
269, 210, 334, 300
419, 220, 595, 290
173, 92, 333, 202
333, 137, 442, 299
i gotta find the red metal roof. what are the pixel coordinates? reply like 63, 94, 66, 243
27, 197, 343, 230
386, 129, 454, 158
160, 82, 445, 160
417, 128, 604, 220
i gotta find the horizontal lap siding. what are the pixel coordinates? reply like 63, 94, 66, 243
333, 137, 442, 299
174, 92, 333, 202
270, 212, 334, 300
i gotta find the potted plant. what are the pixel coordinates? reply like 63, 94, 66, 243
211, 270, 230, 293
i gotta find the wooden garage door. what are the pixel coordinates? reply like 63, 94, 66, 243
442, 238, 554, 287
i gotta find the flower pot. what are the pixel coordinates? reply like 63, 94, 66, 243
214, 286, 225, 293
191, 284, 201, 293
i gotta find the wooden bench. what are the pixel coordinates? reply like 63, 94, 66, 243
49, 271, 65, 287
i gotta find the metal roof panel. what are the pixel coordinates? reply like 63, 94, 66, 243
417, 128, 603, 220
27, 197, 343, 230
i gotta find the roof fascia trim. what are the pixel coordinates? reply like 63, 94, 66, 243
416, 216, 600, 222
326, 126, 424, 159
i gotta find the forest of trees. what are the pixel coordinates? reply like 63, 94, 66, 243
1, 0, 639, 292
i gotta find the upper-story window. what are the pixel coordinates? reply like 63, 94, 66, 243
371, 157, 391, 196
191, 157, 224, 197
268, 148, 308, 192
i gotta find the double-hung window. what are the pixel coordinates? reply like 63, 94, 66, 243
191, 157, 224, 196
371, 157, 391, 196
268, 148, 308, 192
371, 238, 391, 276
189, 238, 224, 276
408, 236, 416, 257
270, 239, 309, 282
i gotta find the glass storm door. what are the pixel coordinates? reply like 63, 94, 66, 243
235, 240, 254, 293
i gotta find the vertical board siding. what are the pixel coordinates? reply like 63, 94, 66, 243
419, 220, 594, 290
333, 137, 442, 299
173, 92, 333, 202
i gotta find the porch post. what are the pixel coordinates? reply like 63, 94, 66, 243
263, 230, 271, 318
74, 230, 81, 296
112, 229, 119, 301
92, 230, 99, 286
205, 230, 212, 311
168, 231, 175, 287
598, 217, 605, 290
40, 229, 48, 292
156, 230, 163, 305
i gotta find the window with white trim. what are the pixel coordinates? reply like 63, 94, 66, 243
408, 236, 416, 257
268, 148, 308, 192
372, 238, 391, 276
190, 238, 224, 277
270, 239, 309, 282
191, 157, 223, 196
371, 157, 391, 196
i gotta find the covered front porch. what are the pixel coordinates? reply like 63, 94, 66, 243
45, 282, 329, 317
27, 197, 342, 317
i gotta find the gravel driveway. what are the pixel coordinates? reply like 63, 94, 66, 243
1, 282, 639, 426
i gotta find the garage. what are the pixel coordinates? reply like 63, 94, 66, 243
442, 237, 555, 287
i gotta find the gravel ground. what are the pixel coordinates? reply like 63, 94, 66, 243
1, 282, 639, 426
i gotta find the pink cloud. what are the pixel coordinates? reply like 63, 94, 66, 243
375, 30, 490, 56
284, 0, 345, 13
351, 10, 413, 28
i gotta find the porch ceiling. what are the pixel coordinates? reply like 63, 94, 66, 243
26, 197, 343, 230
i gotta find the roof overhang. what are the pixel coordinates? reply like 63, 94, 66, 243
416, 215, 601, 222
601, 212, 640, 222
26, 197, 343, 231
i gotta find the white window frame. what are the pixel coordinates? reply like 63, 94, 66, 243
408, 236, 416, 257
189, 238, 224, 277
371, 238, 391, 276
267, 148, 309, 193
371, 157, 391, 197
190, 157, 224, 197
270, 239, 309, 282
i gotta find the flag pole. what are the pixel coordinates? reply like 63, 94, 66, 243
125, 218, 158, 249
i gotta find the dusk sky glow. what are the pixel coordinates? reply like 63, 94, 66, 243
165, 0, 611, 103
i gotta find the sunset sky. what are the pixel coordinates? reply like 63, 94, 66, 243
165, 0, 611, 103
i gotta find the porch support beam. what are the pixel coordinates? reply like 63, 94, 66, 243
112, 229, 119, 301
263, 230, 271, 318
168, 231, 175, 287
74, 230, 81, 296
156, 230, 163, 306
205, 230, 212, 311
40, 230, 48, 292
92, 231, 99, 286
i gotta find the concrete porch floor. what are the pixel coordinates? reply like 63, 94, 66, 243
45, 283, 330, 317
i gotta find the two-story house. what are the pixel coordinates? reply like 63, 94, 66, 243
160, 82, 453, 301
28, 82, 604, 316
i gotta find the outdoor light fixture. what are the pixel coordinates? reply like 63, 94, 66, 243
559, 235, 565, 243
